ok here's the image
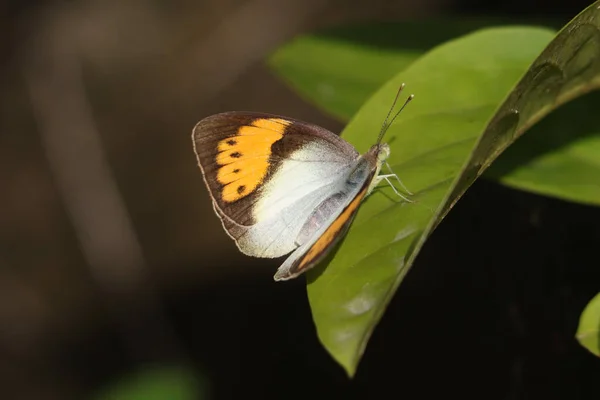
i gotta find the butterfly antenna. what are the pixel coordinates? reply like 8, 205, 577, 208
377, 83, 415, 143
387, 94, 414, 131
377, 83, 405, 143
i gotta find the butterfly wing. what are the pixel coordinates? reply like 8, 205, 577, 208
273, 165, 376, 281
193, 111, 360, 258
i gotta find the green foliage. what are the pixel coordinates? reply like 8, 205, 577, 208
270, 18, 600, 208
269, 2, 600, 375
577, 293, 600, 357
93, 365, 207, 400
269, 18, 563, 121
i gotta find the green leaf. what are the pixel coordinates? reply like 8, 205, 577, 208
577, 292, 600, 357
268, 18, 600, 208
268, 18, 563, 121
268, 18, 551, 121
486, 90, 600, 206
306, 2, 600, 377
93, 365, 207, 400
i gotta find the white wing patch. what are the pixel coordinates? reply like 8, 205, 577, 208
234, 141, 358, 258
254, 142, 352, 221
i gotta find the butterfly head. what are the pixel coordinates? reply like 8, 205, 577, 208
365, 142, 391, 176
376, 143, 390, 162
365, 142, 390, 167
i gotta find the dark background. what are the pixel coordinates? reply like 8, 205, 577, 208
1, 0, 599, 399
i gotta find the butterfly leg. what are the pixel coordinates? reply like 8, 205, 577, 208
375, 174, 414, 202
371, 162, 414, 202
384, 162, 413, 195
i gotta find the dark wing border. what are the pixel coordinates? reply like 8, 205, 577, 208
192, 111, 358, 226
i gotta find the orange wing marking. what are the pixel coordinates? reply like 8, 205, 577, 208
294, 186, 368, 273
216, 118, 290, 202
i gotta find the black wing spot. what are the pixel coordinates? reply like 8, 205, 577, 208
237, 185, 246, 194
231, 152, 242, 158
233, 168, 241, 173
226, 139, 237, 146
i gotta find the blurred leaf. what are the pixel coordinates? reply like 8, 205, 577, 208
269, 17, 600, 208
93, 365, 207, 400
577, 292, 600, 357
306, 1, 600, 377
269, 22, 421, 121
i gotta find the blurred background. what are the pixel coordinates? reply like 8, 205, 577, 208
2, 0, 600, 399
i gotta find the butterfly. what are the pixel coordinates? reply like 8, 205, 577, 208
192, 84, 414, 281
